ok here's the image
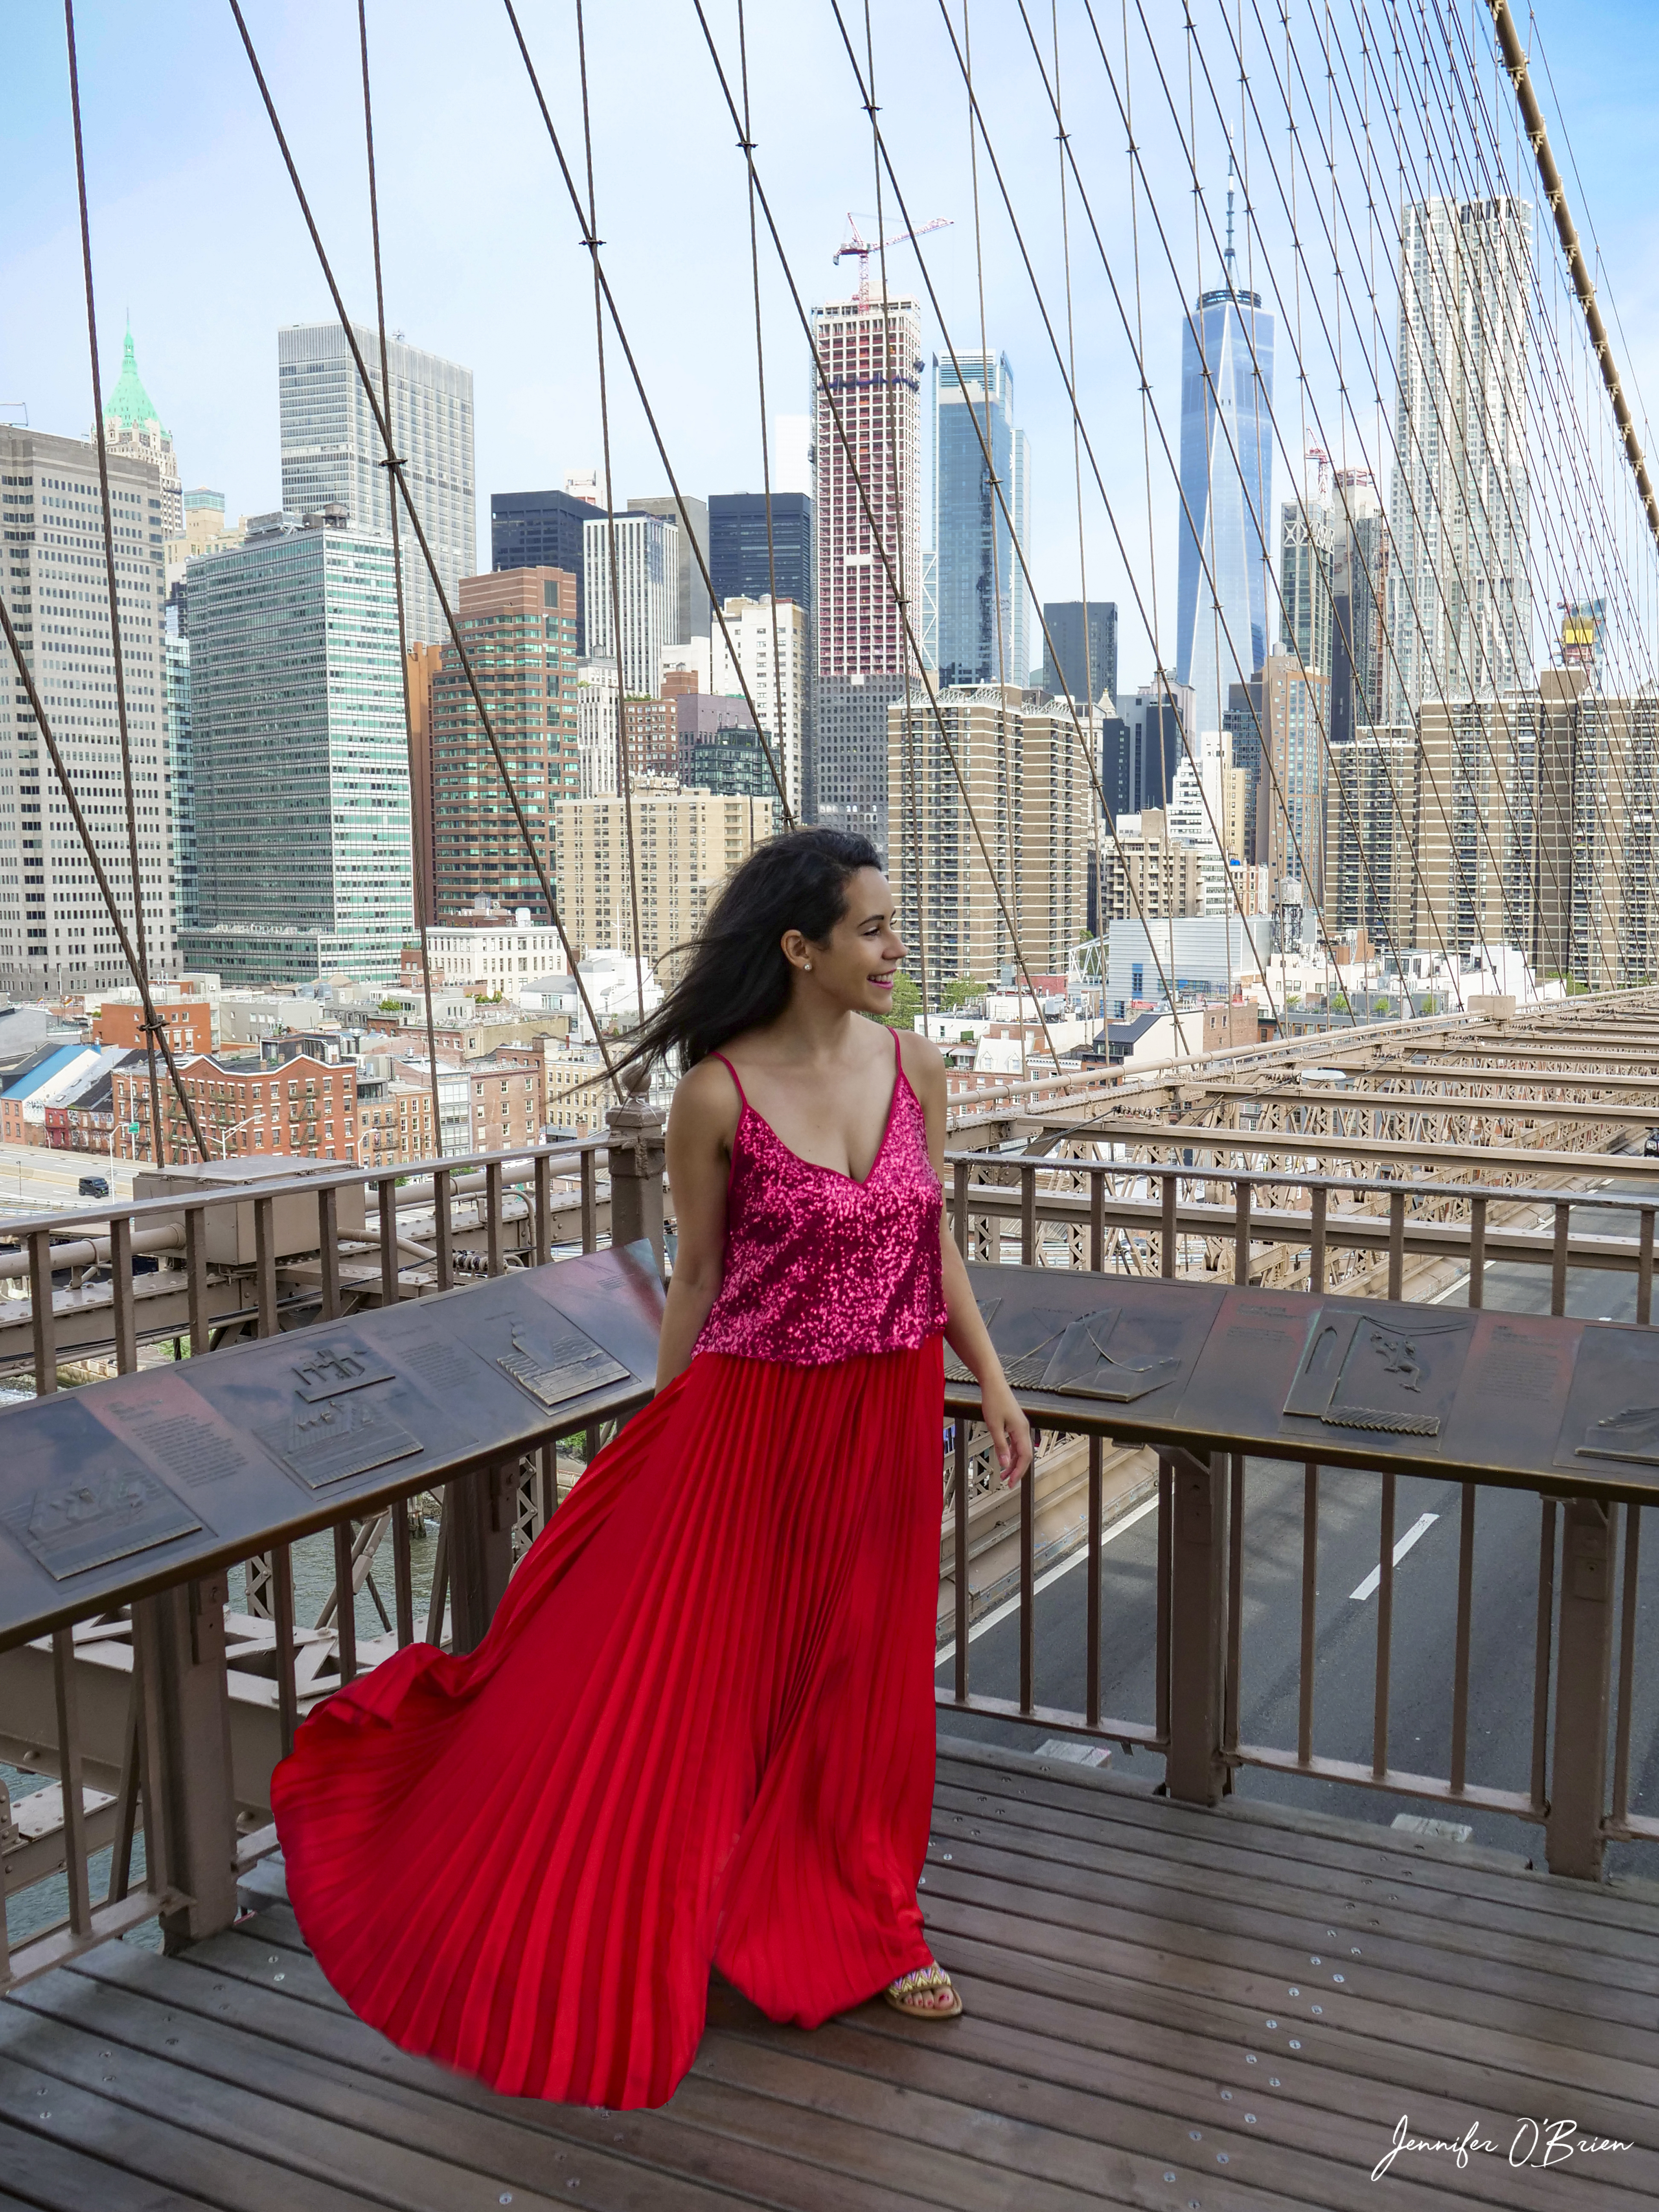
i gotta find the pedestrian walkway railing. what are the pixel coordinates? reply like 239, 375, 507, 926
937, 1152, 1657, 1888
1, 1095, 1653, 2013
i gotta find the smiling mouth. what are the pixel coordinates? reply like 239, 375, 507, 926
869, 975, 895, 989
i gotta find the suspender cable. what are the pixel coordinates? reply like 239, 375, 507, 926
573, 0, 647, 1025
226, 0, 624, 1100
861, 0, 931, 1023
961, 1, 1019, 1045
357, 0, 445, 1159
62, 0, 209, 1162
737, 0, 800, 832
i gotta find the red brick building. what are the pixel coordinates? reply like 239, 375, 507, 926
115, 1052, 359, 1166
466, 1049, 545, 1151
91, 997, 215, 1056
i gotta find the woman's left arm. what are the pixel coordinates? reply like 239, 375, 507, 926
905, 1033, 1033, 1489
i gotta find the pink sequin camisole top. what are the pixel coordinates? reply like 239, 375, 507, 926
694, 1028, 949, 1367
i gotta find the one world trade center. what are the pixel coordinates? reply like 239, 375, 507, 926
1175, 160, 1274, 745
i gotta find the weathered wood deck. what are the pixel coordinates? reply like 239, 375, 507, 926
2, 1735, 1656, 2209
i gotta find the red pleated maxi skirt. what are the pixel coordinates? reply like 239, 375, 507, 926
270, 1337, 945, 2110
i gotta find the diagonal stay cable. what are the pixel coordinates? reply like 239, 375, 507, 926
835, 0, 1279, 1037
688, 0, 1069, 1070
1106, 0, 1469, 1004
501, 0, 797, 834
1063, 0, 1450, 1013
357, 0, 445, 1158
225, 0, 622, 1099
63, 0, 208, 1161
822, 0, 1203, 1035
737, 0, 803, 828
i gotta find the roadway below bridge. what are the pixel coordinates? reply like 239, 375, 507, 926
940, 1176, 1659, 1883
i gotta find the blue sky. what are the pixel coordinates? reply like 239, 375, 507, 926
6, 1, 1656, 684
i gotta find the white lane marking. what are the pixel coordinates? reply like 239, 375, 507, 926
935, 1492, 1160, 1670
1350, 1511, 1439, 1601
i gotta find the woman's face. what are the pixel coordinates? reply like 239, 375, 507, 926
787, 867, 907, 1016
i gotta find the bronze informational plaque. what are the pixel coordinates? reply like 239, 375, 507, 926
1553, 1322, 1659, 1473
947, 1266, 1225, 1437
256, 1390, 422, 1491
0, 1395, 202, 1581
286, 1336, 396, 1404
1038, 1308, 1183, 1403
1282, 1306, 1476, 1443
0, 1243, 663, 1647
495, 1313, 631, 1412
98, 1368, 254, 1490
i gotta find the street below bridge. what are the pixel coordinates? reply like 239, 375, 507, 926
941, 1178, 1659, 1883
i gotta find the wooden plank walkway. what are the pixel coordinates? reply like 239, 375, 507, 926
1, 1735, 1656, 2209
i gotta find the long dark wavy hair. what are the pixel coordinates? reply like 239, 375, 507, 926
615, 827, 883, 1075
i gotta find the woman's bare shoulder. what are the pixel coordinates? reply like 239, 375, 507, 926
667, 1054, 742, 1141
895, 1025, 945, 1091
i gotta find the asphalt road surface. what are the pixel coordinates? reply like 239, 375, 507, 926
0, 1138, 134, 1221
940, 1179, 1659, 1882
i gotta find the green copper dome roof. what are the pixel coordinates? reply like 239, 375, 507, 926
105, 325, 165, 434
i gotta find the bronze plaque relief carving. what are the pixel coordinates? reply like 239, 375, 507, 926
0, 1396, 202, 1580
1553, 1324, 1659, 1472
1283, 1307, 1475, 1442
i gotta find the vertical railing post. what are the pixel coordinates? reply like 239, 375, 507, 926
606, 1067, 666, 1275
132, 1571, 239, 1947
448, 1455, 516, 1655
1546, 1495, 1616, 1880
1164, 1447, 1229, 1805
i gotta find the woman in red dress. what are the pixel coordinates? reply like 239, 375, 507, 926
271, 828, 1031, 2110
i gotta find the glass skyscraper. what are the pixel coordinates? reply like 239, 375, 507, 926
180, 515, 413, 983
931, 352, 1030, 688
709, 492, 814, 620
278, 323, 474, 650
492, 489, 598, 652
1175, 173, 1274, 745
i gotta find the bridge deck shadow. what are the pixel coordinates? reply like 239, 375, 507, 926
2, 1732, 1657, 2209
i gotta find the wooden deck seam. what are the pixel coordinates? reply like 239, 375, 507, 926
928, 1777, 1659, 1964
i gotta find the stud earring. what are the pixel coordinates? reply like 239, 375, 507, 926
803, 960, 813, 971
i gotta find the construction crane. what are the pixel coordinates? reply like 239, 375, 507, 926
835, 212, 952, 305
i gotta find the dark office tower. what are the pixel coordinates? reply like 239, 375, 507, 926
492, 490, 599, 652
816, 672, 905, 856
1224, 672, 1266, 865
1117, 681, 1188, 814
708, 492, 815, 618
1042, 602, 1118, 707
1098, 712, 1132, 820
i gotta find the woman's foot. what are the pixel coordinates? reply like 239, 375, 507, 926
883, 1961, 962, 2019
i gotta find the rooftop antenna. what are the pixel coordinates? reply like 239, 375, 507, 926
1224, 137, 1238, 289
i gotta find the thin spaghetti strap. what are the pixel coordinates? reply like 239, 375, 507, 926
708, 1050, 748, 1112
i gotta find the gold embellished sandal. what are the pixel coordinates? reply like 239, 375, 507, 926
883, 1961, 963, 2019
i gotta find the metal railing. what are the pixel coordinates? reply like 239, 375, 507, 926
3, 1094, 1654, 2005
0, 1103, 667, 1992
937, 1148, 1656, 1882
